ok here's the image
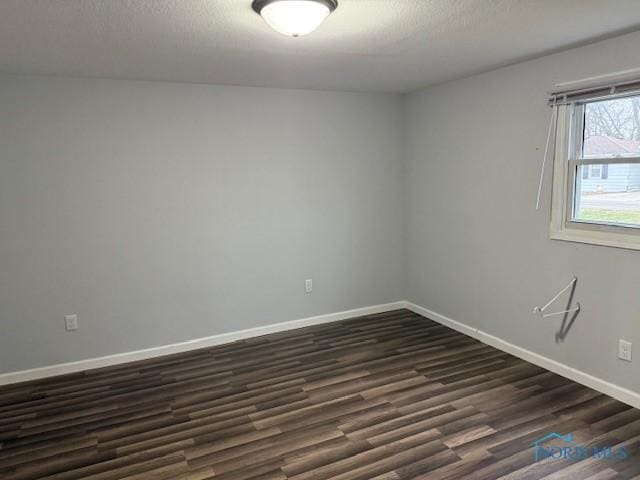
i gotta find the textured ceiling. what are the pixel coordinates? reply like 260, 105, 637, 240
1, 0, 640, 93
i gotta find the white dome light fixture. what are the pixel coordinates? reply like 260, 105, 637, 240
252, 0, 338, 37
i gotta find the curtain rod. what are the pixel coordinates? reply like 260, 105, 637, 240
547, 69, 640, 106
549, 67, 640, 96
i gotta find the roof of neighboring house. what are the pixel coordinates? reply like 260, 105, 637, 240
584, 136, 640, 156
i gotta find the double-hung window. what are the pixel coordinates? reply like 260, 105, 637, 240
550, 87, 640, 250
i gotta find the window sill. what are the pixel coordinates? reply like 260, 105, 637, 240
550, 223, 640, 251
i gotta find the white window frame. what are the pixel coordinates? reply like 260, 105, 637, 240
550, 95, 640, 251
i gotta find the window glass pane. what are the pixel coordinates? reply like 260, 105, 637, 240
583, 96, 640, 158
574, 164, 640, 226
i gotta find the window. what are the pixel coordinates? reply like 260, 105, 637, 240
550, 90, 640, 250
584, 164, 604, 179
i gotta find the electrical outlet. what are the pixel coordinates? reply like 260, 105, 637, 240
65, 314, 78, 331
305, 279, 313, 294
619, 339, 632, 362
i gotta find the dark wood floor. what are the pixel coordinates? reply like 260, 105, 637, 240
1, 309, 639, 480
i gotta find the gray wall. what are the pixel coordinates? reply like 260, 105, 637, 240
0, 75, 405, 373
404, 30, 640, 393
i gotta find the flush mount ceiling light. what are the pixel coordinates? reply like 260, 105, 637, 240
252, 0, 338, 37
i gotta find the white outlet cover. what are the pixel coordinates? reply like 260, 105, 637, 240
65, 314, 78, 331
619, 339, 632, 362
305, 279, 313, 293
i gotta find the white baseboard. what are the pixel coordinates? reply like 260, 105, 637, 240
5, 300, 639, 411
404, 301, 640, 410
0, 301, 405, 387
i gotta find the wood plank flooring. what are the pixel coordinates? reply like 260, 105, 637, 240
1, 309, 639, 480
